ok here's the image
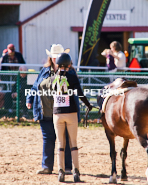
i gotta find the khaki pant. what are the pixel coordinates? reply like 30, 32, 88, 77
53, 112, 79, 171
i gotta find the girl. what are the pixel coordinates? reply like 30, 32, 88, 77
51, 53, 92, 182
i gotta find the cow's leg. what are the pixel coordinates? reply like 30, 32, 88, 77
139, 137, 148, 181
120, 138, 129, 181
137, 138, 148, 181
145, 148, 148, 181
105, 128, 117, 184
132, 132, 148, 181
133, 132, 148, 181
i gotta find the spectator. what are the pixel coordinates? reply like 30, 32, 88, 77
0, 66, 31, 118
1, 43, 25, 71
109, 41, 126, 70
101, 49, 117, 72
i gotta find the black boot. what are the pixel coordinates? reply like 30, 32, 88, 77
58, 169, 65, 182
73, 168, 80, 182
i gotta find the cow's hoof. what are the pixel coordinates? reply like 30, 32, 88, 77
109, 173, 117, 184
145, 168, 148, 181
120, 174, 128, 181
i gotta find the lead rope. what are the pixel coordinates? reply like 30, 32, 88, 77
83, 106, 100, 128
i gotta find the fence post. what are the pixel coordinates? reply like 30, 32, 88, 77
16, 71, 20, 122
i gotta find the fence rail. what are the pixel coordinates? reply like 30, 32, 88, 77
1, 63, 148, 71
0, 70, 148, 122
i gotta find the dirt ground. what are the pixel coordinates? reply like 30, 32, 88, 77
0, 126, 147, 185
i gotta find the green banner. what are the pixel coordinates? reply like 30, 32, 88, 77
78, 0, 111, 68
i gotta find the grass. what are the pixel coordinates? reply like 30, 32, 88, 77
79, 121, 103, 128
0, 120, 103, 129
0, 120, 39, 127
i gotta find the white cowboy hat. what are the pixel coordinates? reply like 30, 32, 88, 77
46, 44, 70, 58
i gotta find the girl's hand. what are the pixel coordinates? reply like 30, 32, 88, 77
26, 103, 32, 109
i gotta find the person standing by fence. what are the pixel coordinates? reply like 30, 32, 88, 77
1, 43, 25, 71
109, 41, 126, 71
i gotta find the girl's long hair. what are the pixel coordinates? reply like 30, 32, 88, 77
44, 56, 54, 68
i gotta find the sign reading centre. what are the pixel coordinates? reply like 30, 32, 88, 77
103, 10, 130, 25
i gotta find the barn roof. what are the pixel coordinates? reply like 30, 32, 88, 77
16, 0, 64, 25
